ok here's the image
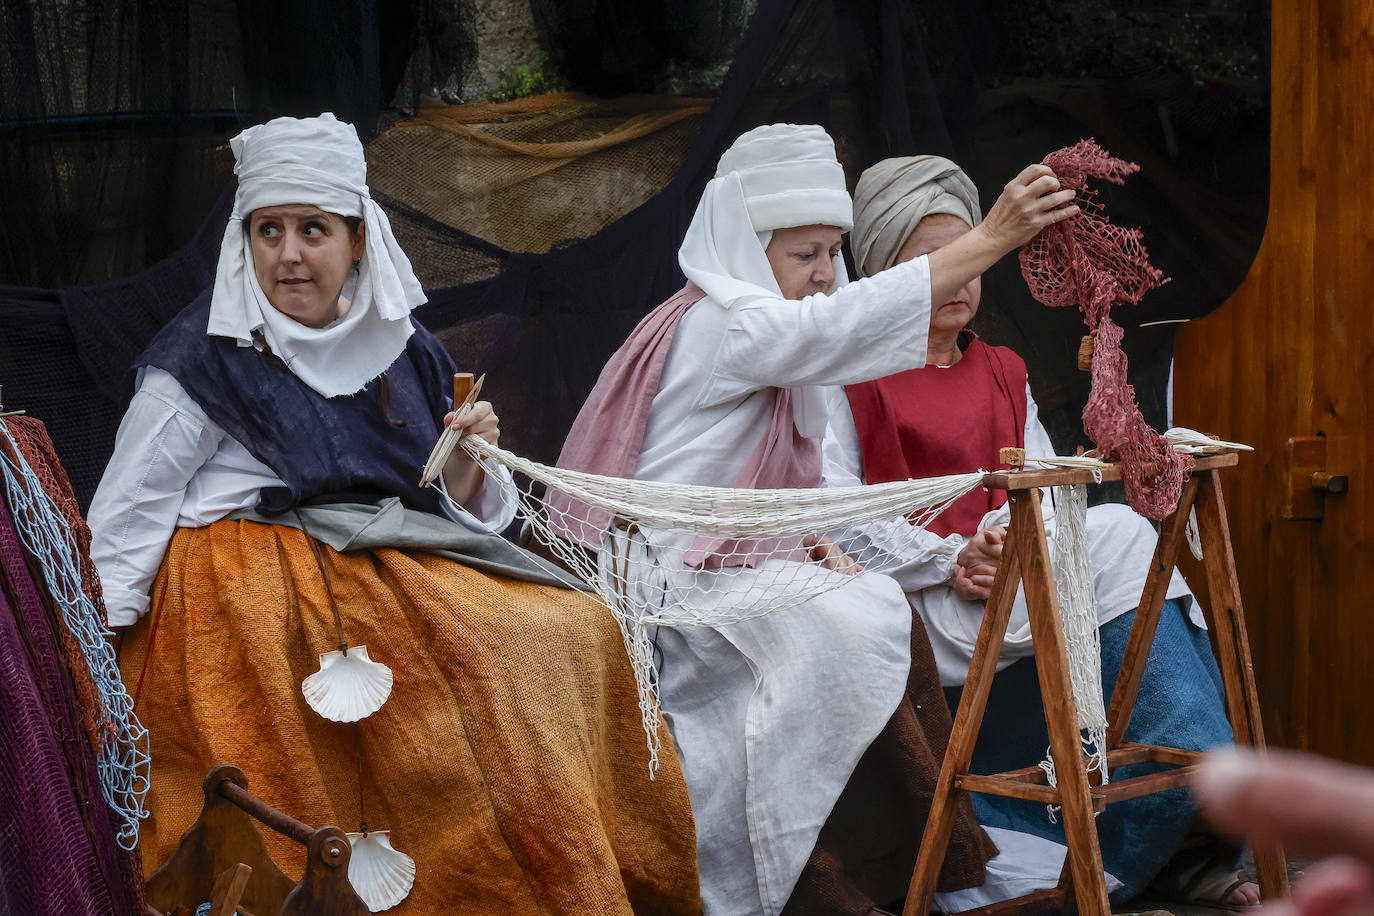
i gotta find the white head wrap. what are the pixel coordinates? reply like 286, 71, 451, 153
208, 112, 427, 398
677, 124, 853, 436
851, 155, 982, 278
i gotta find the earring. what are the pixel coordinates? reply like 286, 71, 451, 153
352, 257, 361, 271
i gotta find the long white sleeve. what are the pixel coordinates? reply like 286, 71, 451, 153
88, 371, 224, 626
819, 385, 966, 592
699, 254, 932, 406
446, 464, 517, 531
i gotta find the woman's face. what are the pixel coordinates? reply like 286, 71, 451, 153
765, 224, 844, 299
895, 213, 980, 339
249, 205, 365, 328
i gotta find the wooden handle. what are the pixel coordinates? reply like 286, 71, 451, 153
1312, 471, 1349, 494
208, 863, 252, 916
1077, 335, 1094, 371
453, 373, 474, 409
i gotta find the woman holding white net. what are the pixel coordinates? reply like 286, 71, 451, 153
88, 114, 700, 914
550, 124, 1079, 916
823, 154, 1251, 908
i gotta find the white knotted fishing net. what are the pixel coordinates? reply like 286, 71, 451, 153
1038, 483, 1110, 814
423, 427, 1247, 775
425, 431, 982, 770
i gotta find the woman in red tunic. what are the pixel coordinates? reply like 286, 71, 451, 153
821, 156, 1257, 908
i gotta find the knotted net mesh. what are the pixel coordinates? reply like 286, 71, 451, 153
0, 418, 149, 850
1020, 140, 1190, 519
6, 417, 116, 755
1039, 482, 1109, 805
425, 430, 984, 770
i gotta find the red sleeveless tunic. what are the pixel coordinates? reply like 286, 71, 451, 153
845, 332, 1028, 537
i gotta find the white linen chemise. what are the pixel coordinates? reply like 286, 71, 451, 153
619, 257, 1108, 914
615, 254, 935, 916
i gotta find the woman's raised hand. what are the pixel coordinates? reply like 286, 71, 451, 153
926, 165, 1080, 307
979, 164, 1080, 252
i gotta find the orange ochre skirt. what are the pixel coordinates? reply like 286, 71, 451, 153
120, 518, 700, 914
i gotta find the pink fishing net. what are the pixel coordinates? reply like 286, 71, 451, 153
1020, 139, 1189, 519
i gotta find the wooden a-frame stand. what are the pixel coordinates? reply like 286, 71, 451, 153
902, 451, 1288, 916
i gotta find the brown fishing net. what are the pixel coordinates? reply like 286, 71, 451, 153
0, 414, 146, 914
5, 416, 115, 752
1020, 140, 1189, 519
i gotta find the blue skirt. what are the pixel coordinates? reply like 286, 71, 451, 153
944, 598, 1232, 900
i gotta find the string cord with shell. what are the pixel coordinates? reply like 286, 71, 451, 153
346, 831, 416, 913
293, 513, 412, 912
295, 512, 394, 725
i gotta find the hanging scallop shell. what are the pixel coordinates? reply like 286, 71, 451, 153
301, 645, 393, 723
347, 831, 416, 912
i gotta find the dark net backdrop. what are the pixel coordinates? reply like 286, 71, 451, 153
0, 0, 1268, 511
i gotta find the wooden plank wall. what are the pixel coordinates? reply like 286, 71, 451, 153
1174, 0, 1373, 764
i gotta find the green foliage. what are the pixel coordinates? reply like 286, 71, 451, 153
486, 54, 568, 102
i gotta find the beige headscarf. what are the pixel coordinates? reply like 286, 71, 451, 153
850, 155, 982, 278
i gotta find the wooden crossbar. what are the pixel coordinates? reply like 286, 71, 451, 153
981, 451, 1238, 492
901, 452, 1287, 916
957, 760, 1200, 815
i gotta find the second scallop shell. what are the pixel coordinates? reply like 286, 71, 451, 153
347, 830, 416, 912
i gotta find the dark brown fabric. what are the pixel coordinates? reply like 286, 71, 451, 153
782, 609, 996, 916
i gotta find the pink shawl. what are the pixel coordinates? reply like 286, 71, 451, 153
549, 283, 821, 565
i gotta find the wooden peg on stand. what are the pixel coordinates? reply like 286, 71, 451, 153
206, 863, 252, 916
1078, 335, 1095, 371
999, 447, 1026, 470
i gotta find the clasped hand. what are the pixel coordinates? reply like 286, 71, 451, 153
953, 525, 1006, 601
